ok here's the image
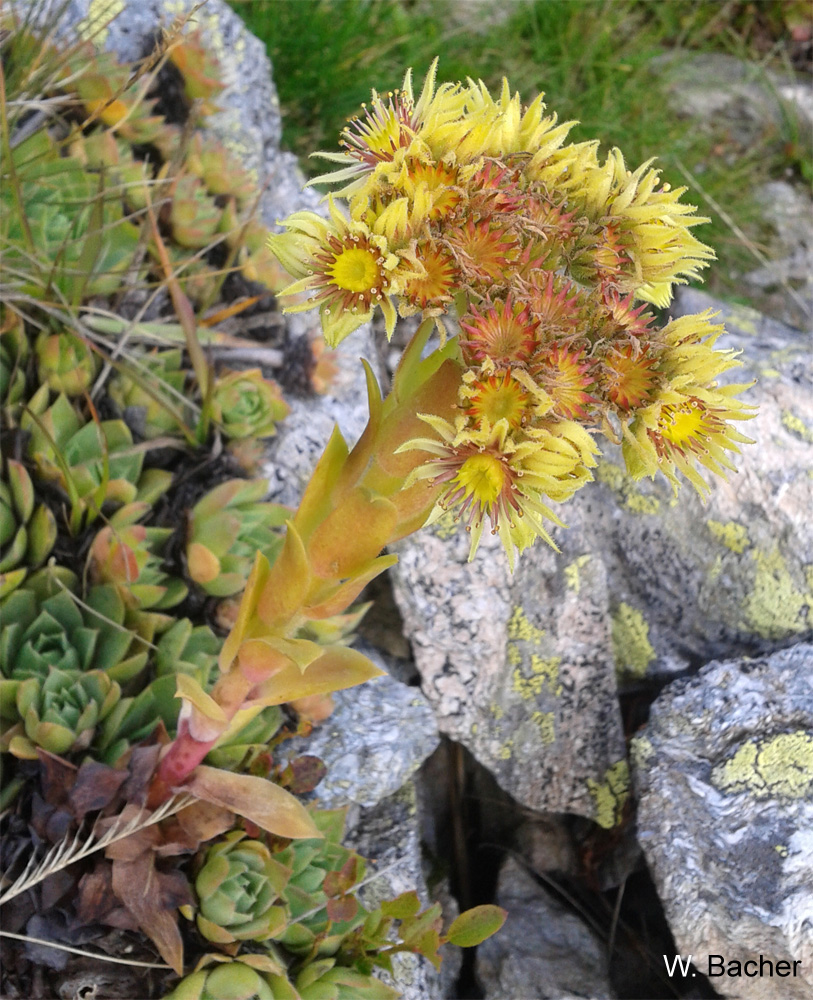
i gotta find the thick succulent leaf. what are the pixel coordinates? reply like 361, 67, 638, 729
184, 766, 322, 839
244, 645, 384, 710
293, 426, 349, 543
255, 522, 311, 626
307, 490, 397, 580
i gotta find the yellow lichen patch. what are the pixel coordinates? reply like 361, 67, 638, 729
761, 368, 781, 378
625, 493, 661, 515
742, 548, 813, 639
781, 410, 813, 444
512, 655, 562, 700
531, 710, 556, 745
490, 704, 504, 721
611, 602, 656, 678
587, 760, 630, 829
630, 735, 654, 769
507, 644, 522, 667
498, 738, 514, 760
775, 845, 789, 857
596, 460, 660, 515
707, 519, 750, 555
564, 554, 591, 594
711, 732, 813, 799
431, 508, 460, 540
507, 606, 545, 643
79, 0, 124, 43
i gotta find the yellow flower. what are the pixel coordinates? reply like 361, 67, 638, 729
267, 198, 410, 345
399, 415, 598, 568
308, 58, 468, 198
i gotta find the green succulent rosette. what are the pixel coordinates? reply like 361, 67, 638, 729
1, 129, 141, 301
21, 391, 160, 528
195, 831, 291, 944
0, 579, 149, 691
35, 330, 98, 397
3, 667, 120, 758
0, 460, 57, 598
186, 479, 288, 597
88, 501, 187, 610
295, 960, 399, 1000
211, 369, 289, 440
108, 348, 191, 440
274, 811, 367, 958
203, 705, 284, 771
162, 959, 292, 1000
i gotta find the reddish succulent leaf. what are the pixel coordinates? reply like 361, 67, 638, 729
183, 765, 322, 839
445, 904, 507, 948
381, 890, 421, 920
279, 755, 327, 795
156, 800, 234, 856
326, 894, 359, 923
69, 760, 128, 819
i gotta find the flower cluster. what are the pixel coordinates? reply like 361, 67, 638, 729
268, 62, 754, 567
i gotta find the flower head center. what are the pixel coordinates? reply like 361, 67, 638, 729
455, 453, 506, 505
660, 402, 705, 446
329, 247, 381, 293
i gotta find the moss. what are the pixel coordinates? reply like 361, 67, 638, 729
531, 710, 555, 745
742, 547, 813, 639
512, 655, 562, 700
780, 410, 813, 444
564, 554, 591, 594
712, 732, 813, 799
707, 518, 750, 554
611, 602, 656, 678
587, 760, 630, 829
507, 606, 545, 643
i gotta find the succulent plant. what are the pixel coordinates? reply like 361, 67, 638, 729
0, 580, 150, 687
1, 129, 142, 301
273, 810, 367, 959
167, 29, 226, 116
0, 310, 29, 425
294, 960, 398, 1000
66, 46, 166, 144
35, 329, 99, 397
186, 479, 288, 598
21, 391, 157, 529
0, 460, 57, 598
162, 959, 285, 1000
195, 830, 291, 944
167, 174, 222, 249
204, 705, 284, 771
108, 348, 191, 440
211, 369, 289, 441
185, 133, 256, 204
2, 667, 120, 759
88, 501, 187, 610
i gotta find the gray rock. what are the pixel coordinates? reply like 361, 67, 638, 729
652, 51, 812, 142
476, 857, 613, 1000
345, 782, 446, 1000
284, 645, 439, 811
631, 643, 813, 1000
